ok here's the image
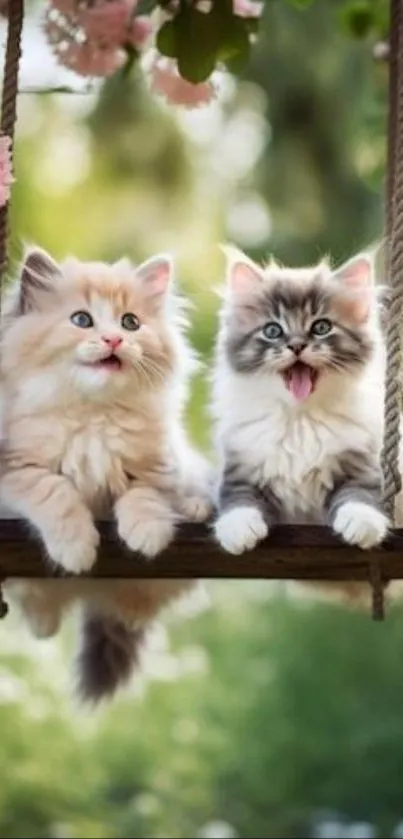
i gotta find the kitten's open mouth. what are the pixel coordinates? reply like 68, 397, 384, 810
283, 362, 319, 401
94, 354, 122, 371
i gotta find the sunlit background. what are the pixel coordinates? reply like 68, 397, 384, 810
2, 2, 402, 837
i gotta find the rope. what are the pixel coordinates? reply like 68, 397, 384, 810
0, 0, 23, 620
382, 0, 403, 522
0, 0, 24, 289
370, 558, 385, 621
386, 0, 400, 243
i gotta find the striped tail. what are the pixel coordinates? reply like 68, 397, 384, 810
76, 612, 147, 703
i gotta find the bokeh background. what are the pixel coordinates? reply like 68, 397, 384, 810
2, 1, 402, 837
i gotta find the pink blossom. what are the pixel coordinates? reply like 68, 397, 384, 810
49, 0, 78, 15
45, 1, 154, 78
45, 2, 128, 78
150, 57, 216, 109
45, 17, 124, 77
233, 0, 263, 18
57, 39, 124, 77
0, 135, 14, 208
44, 17, 66, 47
128, 16, 154, 49
78, 1, 133, 48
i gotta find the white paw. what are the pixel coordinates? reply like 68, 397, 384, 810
45, 519, 99, 574
333, 501, 388, 550
178, 494, 212, 523
118, 516, 174, 559
214, 506, 268, 555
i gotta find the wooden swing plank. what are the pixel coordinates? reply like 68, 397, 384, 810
1, 518, 403, 581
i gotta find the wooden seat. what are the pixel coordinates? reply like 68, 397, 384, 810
2, 517, 403, 583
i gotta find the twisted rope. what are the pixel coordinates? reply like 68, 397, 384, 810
370, 559, 385, 621
382, 0, 403, 522
386, 0, 400, 243
0, 0, 23, 619
0, 0, 24, 288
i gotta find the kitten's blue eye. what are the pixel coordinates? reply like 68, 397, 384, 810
121, 312, 140, 331
311, 318, 332, 336
263, 322, 283, 340
70, 310, 93, 329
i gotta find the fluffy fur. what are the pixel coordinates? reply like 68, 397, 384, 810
76, 614, 147, 702
0, 246, 212, 701
213, 247, 401, 571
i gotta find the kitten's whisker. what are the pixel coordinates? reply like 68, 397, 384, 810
133, 358, 165, 390
141, 357, 170, 383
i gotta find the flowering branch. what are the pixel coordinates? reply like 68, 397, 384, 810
0, 0, 387, 109
39, 0, 263, 108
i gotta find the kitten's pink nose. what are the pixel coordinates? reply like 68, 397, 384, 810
102, 335, 122, 350
288, 339, 307, 356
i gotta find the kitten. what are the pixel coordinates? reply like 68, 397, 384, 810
212, 246, 391, 557
0, 247, 211, 701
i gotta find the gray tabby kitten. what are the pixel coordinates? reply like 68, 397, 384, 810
212, 247, 390, 556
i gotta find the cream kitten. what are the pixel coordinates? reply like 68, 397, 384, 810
0, 247, 211, 701
213, 247, 393, 558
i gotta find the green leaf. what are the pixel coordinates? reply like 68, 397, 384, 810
339, 0, 375, 38
156, 20, 178, 58
136, 0, 158, 14
166, 2, 254, 84
175, 7, 219, 83
224, 40, 251, 74
218, 15, 250, 63
177, 46, 217, 84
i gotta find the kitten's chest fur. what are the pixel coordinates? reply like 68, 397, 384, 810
61, 416, 130, 507
5, 373, 170, 511
251, 414, 365, 520
60, 406, 164, 510
224, 384, 380, 523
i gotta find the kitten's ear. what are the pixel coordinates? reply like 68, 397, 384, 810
222, 245, 264, 296
19, 246, 61, 314
332, 254, 373, 323
135, 254, 173, 308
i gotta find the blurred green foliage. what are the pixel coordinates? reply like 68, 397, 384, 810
123, 1, 390, 84
3, 594, 403, 838
0, 0, 399, 836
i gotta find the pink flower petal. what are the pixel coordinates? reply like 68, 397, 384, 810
78, 1, 132, 48
45, 1, 130, 78
150, 58, 216, 109
128, 16, 154, 49
0, 135, 14, 208
60, 41, 125, 77
233, 0, 263, 18
48, 0, 78, 15
45, 1, 151, 78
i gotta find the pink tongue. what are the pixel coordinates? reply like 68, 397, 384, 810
287, 366, 313, 401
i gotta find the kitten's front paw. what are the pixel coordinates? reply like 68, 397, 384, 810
118, 515, 174, 559
333, 502, 388, 550
178, 494, 213, 523
215, 506, 268, 555
45, 515, 99, 574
